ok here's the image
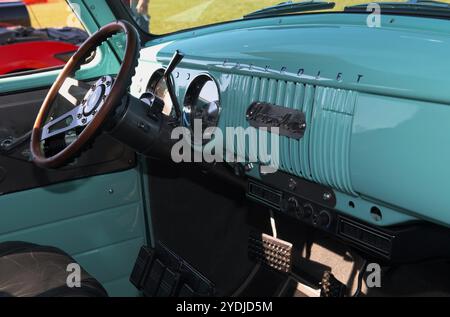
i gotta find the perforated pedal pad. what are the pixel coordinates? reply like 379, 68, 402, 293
248, 232, 293, 273
320, 271, 347, 297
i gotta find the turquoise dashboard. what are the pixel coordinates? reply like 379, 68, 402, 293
130, 13, 450, 229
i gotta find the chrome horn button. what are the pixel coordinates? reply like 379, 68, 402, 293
82, 75, 113, 119
83, 85, 105, 116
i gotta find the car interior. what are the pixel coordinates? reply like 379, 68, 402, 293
1, 0, 450, 297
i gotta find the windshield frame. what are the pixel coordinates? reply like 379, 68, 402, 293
110, 0, 450, 38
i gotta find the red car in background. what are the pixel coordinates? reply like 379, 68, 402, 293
0, 0, 88, 75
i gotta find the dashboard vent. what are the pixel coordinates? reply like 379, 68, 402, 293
219, 74, 357, 195
219, 75, 314, 179
309, 87, 357, 195
338, 217, 393, 258
247, 181, 282, 210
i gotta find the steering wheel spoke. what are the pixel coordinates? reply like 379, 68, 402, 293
31, 20, 140, 169
59, 77, 92, 106
40, 105, 85, 141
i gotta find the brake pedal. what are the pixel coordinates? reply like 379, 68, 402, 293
248, 232, 293, 273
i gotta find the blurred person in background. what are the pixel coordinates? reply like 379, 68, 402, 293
123, 0, 150, 32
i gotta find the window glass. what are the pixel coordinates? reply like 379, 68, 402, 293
0, 0, 87, 77
124, 0, 450, 35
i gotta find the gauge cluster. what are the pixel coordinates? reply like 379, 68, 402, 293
182, 75, 220, 143
146, 69, 221, 144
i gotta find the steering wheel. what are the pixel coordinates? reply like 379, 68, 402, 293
31, 20, 140, 169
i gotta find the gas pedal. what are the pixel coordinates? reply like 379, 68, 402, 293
320, 271, 347, 297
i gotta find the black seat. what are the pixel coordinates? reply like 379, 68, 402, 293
0, 241, 107, 297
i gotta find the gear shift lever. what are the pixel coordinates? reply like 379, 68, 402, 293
164, 50, 184, 123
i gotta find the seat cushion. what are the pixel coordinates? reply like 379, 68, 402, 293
0, 241, 107, 297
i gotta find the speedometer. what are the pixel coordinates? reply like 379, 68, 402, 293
183, 74, 221, 144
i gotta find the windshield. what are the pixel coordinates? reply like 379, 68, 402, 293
123, 0, 450, 35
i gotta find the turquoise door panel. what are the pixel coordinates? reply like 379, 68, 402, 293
0, 0, 145, 296
75, 237, 145, 297
351, 94, 450, 227
0, 168, 146, 296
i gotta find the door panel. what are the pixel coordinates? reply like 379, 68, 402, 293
0, 168, 147, 297
0, 85, 147, 296
0, 86, 136, 195
0, 0, 146, 297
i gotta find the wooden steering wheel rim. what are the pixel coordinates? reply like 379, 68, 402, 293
31, 20, 140, 169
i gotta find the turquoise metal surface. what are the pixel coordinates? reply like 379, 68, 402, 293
310, 87, 357, 195
0, 0, 145, 296
0, 168, 146, 296
217, 74, 313, 180
134, 12, 450, 227
334, 190, 418, 226
155, 13, 450, 105
83, 0, 128, 58
352, 94, 450, 227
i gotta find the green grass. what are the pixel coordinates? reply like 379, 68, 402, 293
147, 0, 436, 34
149, 0, 285, 34
29, 0, 83, 29
30, 0, 450, 35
